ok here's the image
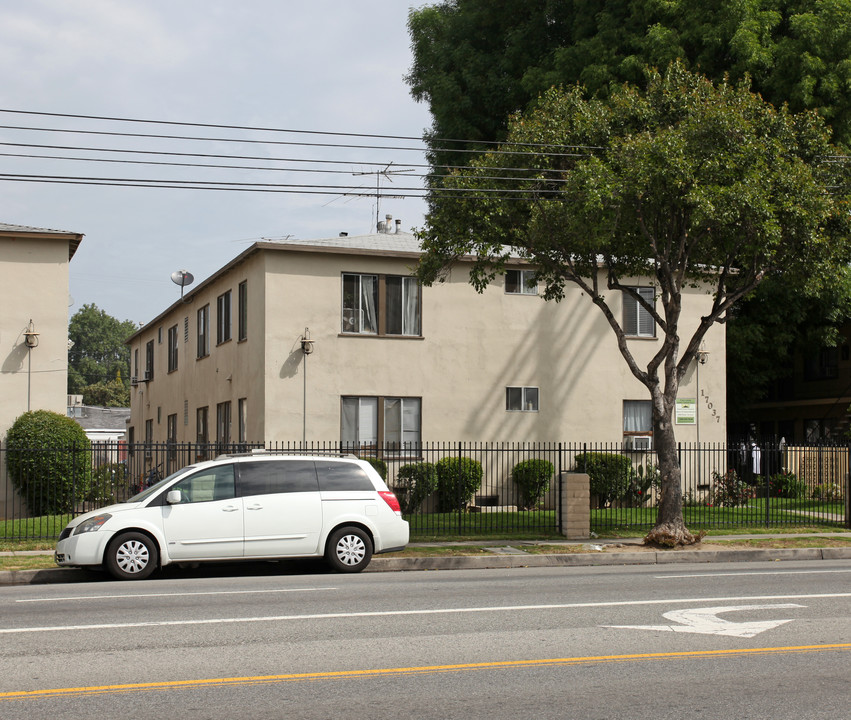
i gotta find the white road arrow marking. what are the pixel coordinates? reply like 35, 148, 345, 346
604, 604, 805, 638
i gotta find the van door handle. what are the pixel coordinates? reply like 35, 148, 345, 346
221, 505, 240, 512
246, 504, 263, 511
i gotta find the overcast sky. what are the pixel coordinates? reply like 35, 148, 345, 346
0, 0, 432, 325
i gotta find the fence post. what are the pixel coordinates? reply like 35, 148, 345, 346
846, 444, 851, 530
560, 471, 590, 540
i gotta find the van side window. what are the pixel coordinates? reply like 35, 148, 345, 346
171, 465, 235, 503
316, 462, 374, 491
237, 460, 320, 497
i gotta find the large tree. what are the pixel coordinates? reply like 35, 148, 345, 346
407, 0, 851, 168
68, 304, 137, 407
415, 63, 851, 544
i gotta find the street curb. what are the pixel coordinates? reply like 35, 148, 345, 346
4, 547, 850, 585
365, 547, 851, 572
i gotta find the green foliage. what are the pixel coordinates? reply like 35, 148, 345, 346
81, 379, 130, 408
574, 453, 633, 508
511, 458, 554, 510
625, 464, 660, 507
68, 303, 136, 406
435, 456, 483, 512
407, 0, 851, 169
812, 482, 844, 502
4, 410, 93, 515
395, 462, 438, 514
768, 471, 808, 499
710, 469, 753, 507
88, 462, 129, 505
361, 457, 387, 480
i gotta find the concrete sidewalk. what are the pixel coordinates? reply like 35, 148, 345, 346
2, 533, 850, 586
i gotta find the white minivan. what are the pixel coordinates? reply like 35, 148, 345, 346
55, 454, 409, 580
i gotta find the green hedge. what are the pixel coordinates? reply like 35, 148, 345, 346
5, 410, 93, 515
512, 458, 554, 509
435, 456, 483, 512
394, 462, 438, 514
574, 452, 632, 508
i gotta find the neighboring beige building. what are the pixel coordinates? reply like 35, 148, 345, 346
126, 227, 727, 454
1, 223, 83, 516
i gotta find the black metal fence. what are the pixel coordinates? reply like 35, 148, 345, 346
1, 440, 848, 541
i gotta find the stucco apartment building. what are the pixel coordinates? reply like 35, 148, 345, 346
125, 225, 726, 455
1, 222, 83, 517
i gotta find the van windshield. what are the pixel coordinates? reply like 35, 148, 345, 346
126, 467, 196, 503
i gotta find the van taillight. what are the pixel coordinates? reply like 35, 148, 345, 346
378, 491, 402, 515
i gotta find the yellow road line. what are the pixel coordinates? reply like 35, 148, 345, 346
3, 643, 850, 701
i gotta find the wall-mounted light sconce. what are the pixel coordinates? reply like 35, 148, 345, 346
300, 327, 315, 355
23, 319, 40, 349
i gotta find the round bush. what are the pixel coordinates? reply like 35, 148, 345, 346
394, 462, 438, 514
512, 458, 554, 510
435, 456, 483, 512
5, 410, 93, 515
574, 452, 632, 508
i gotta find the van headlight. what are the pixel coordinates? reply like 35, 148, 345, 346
73, 513, 112, 534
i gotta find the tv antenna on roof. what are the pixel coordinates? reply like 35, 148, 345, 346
171, 270, 195, 300
353, 163, 414, 230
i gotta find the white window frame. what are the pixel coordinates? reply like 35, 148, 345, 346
623, 287, 656, 338
506, 386, 539, 412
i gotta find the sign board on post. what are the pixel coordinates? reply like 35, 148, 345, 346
676, 398, 696, 425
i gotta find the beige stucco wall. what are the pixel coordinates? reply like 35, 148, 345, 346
127, 243, 726, 447
1, 230, 77, 517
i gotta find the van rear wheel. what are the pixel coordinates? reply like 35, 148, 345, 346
326, 526, 372, 573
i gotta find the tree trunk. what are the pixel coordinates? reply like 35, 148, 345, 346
644, 400, 702, 547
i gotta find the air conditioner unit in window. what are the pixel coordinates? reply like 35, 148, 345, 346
624, 435, 652, 451
143, 370, 152, 381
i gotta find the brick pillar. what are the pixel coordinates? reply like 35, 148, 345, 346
560, 471, 590, 540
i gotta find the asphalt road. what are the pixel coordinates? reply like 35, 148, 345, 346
1, 560, 849, 719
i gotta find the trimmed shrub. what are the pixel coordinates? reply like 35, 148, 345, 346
394, 462, 438, 514
511, 458, 554, 509
435, 456, 483, 512
574, 452, 632, 508
361, 456, 387, 480
5, 410, 93, 515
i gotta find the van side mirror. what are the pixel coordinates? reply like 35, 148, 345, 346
166, 490, 182, 504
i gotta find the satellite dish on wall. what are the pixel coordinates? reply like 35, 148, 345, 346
171, 270, 195, 299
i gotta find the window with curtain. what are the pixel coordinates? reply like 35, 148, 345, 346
342, 273, 378, 334
342, 273, 421, 336
386, 276, 421, 335
623, 400, 652, 434
383, 397, 422, 454
341, 396, 378, 449
341, 396, 421, 454
623, 287, 655, 337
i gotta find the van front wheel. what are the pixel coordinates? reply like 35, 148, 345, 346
326, 527, 372, 573
105, 532, 158, 580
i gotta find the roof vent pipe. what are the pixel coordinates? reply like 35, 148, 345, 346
385, 214, 392, 233
395, 219, 402, 233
